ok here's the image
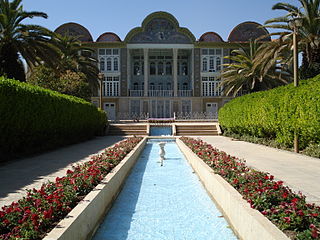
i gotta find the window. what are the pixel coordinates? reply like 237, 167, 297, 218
106, 57, 112, 71
134, 62, 140, 75
201, 76, 222, 96
113, 57, 119, 71
202, 58, 208, 72
133, 82, 138, 90
216, 57, 221, 71
201, 48, 223, 73
104, 76, 120, 96
98, 48, 120, 72
182, 82, 188, 90
158, 61, 164, 75
100, 58, 105, 71
182, 62, 188, 75
209, 57, 215, 72
165, 62, 172, 75
150, 62, 156, 75
167, 82, 172, 90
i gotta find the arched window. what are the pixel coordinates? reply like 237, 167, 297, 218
106, 57, 112, 71
182, 62, 188, 75
209, 57, 215, 72
113, 57, 119, 71
183, 82, 188, 90
202, 57, 207, 72
133, 82, 138, 90
158, 61, 164, 75
165, 62, 172, 75
134, 61, 140, 75
150, 62, 156, 75
216, 57, 221, 71
150, 82, 155, 90
100, 58, 105, 71
158, 82, 163, 90
167, 82, 172, 90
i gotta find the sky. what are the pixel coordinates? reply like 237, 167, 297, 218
22, 0, 298, 42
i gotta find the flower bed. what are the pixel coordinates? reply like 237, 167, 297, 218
0, 137, 142, 240
180, 137, 320, 240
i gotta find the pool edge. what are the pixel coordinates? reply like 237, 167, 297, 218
43, 137, 147, 240
176, 138, 289, 240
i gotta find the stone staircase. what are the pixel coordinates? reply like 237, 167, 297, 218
108, 124, 148, 136
175, 124, 219, 136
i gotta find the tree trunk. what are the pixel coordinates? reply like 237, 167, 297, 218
0, 44, 26, 81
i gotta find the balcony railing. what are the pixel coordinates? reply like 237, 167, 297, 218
129, 90, 144, 97
178, 90, 192, 97
128, 90, 193, 97
148, 90, 173, 97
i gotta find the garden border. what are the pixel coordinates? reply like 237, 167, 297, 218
176, 138, 289, 240
44, 137, 147, 240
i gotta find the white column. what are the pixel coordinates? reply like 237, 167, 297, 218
127, 49, 131, 96
143, 48, 149, 97
173, 48, 178, 97
191, 48, 194, 97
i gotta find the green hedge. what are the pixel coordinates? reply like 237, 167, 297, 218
0, 77, 107, 159
219, 75, 320, 148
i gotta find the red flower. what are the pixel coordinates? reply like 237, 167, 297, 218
283, 217, 291, 223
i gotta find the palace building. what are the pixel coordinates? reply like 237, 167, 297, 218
55, 11, 270, 120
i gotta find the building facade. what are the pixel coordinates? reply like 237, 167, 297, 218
55, 12, 270, 120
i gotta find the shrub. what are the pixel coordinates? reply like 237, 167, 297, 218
218, 75, 320, 149
0, 77, 107, 160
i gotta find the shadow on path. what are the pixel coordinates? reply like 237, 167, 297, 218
0, 136, 124, 204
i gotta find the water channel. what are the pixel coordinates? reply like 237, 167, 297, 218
93, 139, 237, 240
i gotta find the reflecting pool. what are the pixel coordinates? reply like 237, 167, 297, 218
93, 139, 237, 240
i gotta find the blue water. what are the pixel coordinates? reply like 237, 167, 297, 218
93, 140, 237, 240
150, 126, 172, 136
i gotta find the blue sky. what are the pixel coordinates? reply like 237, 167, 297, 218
23, 0, 297, 41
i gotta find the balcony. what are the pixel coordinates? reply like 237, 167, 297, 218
178, 90, 192, 97
129, 90, 144, 97
128, 89, 193, 97
148, 90, 173, 97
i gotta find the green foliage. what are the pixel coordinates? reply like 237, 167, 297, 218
0, 77, 107, 160
0, 0, 59, 81
28, 65, 92, 100
222, 40, 289, 96
219, 74, 320, 149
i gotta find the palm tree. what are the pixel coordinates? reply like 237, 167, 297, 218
0, 0, 58, 81
221, 40, 289, 96
52, 33, 99, 89
264, 0, 320, 79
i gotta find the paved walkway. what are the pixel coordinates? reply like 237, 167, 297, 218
0, 136, 124, 208
1, 134, 319, 208
199, 136, 320, 205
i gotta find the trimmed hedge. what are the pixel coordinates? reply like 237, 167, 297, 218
0, 77, 107, 160
219, 75, 320, 149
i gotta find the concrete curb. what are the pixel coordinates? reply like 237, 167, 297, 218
44, 137, 147, 240
176, 138, 289, 240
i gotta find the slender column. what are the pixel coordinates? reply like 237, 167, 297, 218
127, 49, 131, 96
191, 48, 194, 97
143, 48, 149, 97
173, 48, 178, 97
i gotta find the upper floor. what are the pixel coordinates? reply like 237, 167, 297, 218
54, 11, 270, 98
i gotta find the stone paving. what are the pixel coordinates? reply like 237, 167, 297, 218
199, 136, 320, 205
0, 136, 124, 208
